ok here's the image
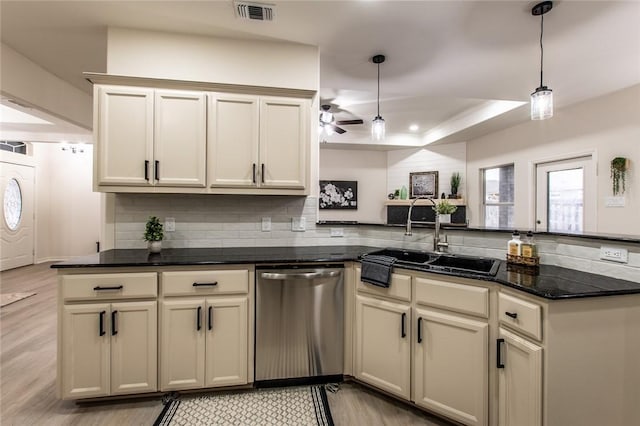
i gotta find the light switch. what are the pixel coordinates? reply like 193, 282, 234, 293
261, 217, 271, 232
291, 217, 306, 232
605, 196, 625, 207
165, 217, 175, 232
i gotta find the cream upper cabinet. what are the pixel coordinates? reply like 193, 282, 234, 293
208, 95, 308, 190
354, 295, 411, 400
154, 90, 207, 187
96, 86, 154, 186
414, 307, 488, 426
208, 94, 260, 187
497, 327, 542, 426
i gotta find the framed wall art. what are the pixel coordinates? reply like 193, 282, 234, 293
409, 171, 438, 198
319, 180, 358, 209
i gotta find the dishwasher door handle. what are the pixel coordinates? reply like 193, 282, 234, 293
260, 271, 342, 280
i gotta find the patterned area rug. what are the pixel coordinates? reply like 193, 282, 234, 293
153, 386, 333, 426
0, 292, 36, 307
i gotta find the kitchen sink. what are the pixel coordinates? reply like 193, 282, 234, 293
364, 248, 499, 276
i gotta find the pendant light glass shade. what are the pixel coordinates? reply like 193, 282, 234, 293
531, 86, 553, 120
372, 116, 385, 140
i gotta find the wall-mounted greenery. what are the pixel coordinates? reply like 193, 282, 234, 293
610, 157, 628, 195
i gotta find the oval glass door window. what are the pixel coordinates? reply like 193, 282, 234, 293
4, 178, 22, 230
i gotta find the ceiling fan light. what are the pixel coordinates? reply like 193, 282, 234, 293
325, 124, 335, 136
320, 110, 333, 124
531, 86, 553, 120
372, 115, 385, 140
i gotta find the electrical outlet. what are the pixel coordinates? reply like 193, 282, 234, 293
261, 217, 271, 232
330, 228, 344, 237
291, 217, 306, 232
165, 217, 175, 232
599, 246, 628, 263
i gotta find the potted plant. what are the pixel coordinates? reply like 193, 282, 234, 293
143, 216, 164, 253
610, 157, 628, 195
450, 172, 461, 198
433, 199, 457, 223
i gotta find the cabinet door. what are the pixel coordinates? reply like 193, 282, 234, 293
259, 97, 308, 189
414, 308, 488, 426
154, 90, 207, 187
355, 295, 411, 400
61, 304, 110, 399
204, 297, 248, 388
160, 299, 205, 391
110, 301, 157, 395
208, 94, 259, 187
97, 86, 154, 186
498, 327, 543, 426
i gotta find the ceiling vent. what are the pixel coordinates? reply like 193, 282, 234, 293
234, 1, 275, 21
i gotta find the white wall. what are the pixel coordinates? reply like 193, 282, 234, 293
32, 143, 100, 261
466, 84, 640, 235
319, 149, 387, 223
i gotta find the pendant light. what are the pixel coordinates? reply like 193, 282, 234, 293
531, 1, 553, 120
371, 54, 386, 140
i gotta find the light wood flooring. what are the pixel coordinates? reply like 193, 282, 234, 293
1, 262, 454, 426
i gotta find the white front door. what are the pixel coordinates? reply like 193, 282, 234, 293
1, 161, 35, 271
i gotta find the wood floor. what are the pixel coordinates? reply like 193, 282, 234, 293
0, 262, 454, 426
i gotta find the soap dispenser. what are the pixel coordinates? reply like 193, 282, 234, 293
508, 230, 522, 256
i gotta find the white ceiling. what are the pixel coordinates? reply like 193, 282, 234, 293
1, 0, 639, 147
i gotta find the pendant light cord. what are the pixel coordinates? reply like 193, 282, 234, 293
377, 62, 381, 117
539, 13, 544, 88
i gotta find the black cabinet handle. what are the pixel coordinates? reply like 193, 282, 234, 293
192, 282, 218, 287
155, 160, 159, 181
505, 311, 518, 319
401, 312, 406, 338
208, 306, 213, 330
261, 163, 265, 183
144, 160, 149, 181
197, 306, 202, 331
99, 311, 106, 336
93, 285, 123, 291
111, 310, 118, 336
497, 338, 505, 368
417, 317, 423, 343
252, 163, 257, 184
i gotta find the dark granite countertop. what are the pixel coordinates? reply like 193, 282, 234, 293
52, 246, 640, 300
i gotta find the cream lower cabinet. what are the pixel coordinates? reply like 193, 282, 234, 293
354, 295, 411, 400
61, 301, 157, 399
414, 307, 488, 426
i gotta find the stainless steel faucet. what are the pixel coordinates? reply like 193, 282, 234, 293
405, 197, 448, 253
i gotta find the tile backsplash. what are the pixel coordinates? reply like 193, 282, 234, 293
115, 194, 639, 283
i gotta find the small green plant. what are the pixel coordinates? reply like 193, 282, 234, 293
450, 172, 461, 196
143, 216, 164, 242
610, 157, 628, 195
433, 199, 458, 215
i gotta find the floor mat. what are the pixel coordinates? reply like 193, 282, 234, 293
153, 385, 334, 426
0, 292, 36, 307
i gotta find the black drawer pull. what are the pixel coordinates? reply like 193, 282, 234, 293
208, 306, 213, 330
261, 163, 265, 183
193, 282, 218, 287
417, 317, 423, 344
197, 306, 202, 331
111, 310, 118, 336
497, 338, 505, 368
93, 285, 124, 291
252, 163, 257, 184
401, 312, 406, 338
155, 160, 159, 181
99, 311, 106, 336
144, 160, 149, 181
505, 311, 518, 319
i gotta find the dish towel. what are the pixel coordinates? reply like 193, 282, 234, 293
360, 255, 397, 288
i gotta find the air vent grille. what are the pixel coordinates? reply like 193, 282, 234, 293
234, 1, 275, 21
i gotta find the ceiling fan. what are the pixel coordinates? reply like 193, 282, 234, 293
318, 104, 363, 135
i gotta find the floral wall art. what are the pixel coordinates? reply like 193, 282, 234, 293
319, 180, 358, 210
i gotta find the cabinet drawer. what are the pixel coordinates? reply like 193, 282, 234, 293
356, 267, 411, 302
161, 269, 249, 296
415, 277, 489, 318
61, 273, 157, 301
498, 292, 542, 341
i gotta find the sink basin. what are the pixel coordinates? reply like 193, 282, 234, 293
427, 254, 499, 276
365, 248, 436, 264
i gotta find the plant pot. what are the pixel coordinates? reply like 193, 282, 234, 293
148, 240, 162, 253
438, 214, 451, 223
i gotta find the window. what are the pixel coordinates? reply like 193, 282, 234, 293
482, 164, 514, 228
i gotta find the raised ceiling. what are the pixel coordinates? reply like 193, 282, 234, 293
1, 1, 639, 147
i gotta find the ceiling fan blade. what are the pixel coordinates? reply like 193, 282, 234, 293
335, 119, 364, 125
327, 124, 346, 134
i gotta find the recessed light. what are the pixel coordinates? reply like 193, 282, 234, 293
409, 124, 419, 132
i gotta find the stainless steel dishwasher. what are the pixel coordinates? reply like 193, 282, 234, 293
255, 265, 344, 385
